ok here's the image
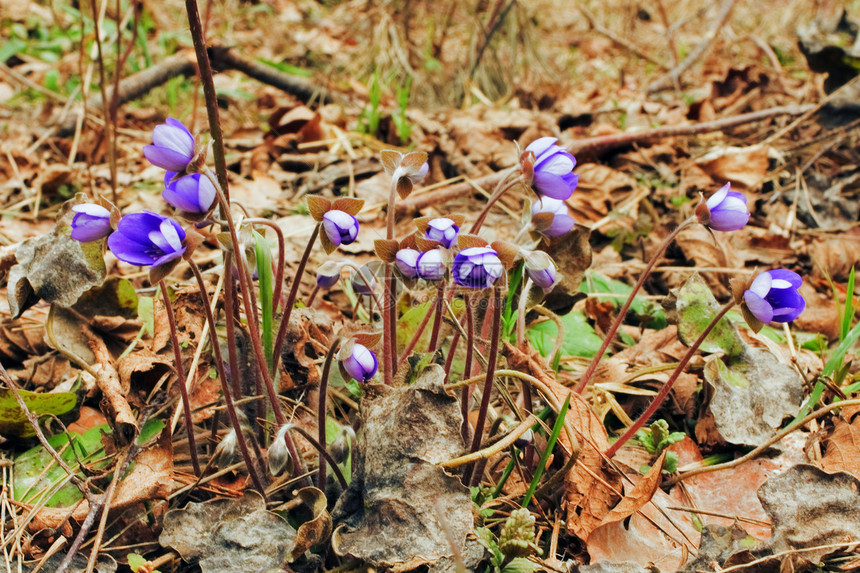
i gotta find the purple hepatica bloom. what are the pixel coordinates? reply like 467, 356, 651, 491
524, 251, 558, 290
525, 137, 578, 200
743, 269, 805, 324
107, 211, 186, 267
341, 343, 378, 382
70, 204, 112, 242
703, 183, 750, 232
425, 218, 459, 249
453, 247, 503, 289
163, 172, 216, 214
322, 210, 359, 247
417, 249, 446, 281
143, 118, 195, 172
316, 261, 342, 289
531, 197, 575, 237
395, 248, 421, 279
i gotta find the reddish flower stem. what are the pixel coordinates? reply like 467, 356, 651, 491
461, 295, 475, 447
317, 342, 338, 489
272, 224, 320, 372
604, 300, 735, 458
575, 217, 695, 394
188, 260, 267, 498
469, 167, 520, 233
464, 285, 503, 486
427, 281, 446, 353
159, 281, 200, 477
397, 286, 442, 367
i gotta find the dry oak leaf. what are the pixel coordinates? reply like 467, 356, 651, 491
697, 145, 770, 189
501, 342, 621, 541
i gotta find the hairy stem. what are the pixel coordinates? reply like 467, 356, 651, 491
383, 177, 398, 385
185, 0, 229, 199
160, 280, 201, 477
469, 167, 520, 233
604, 300, 735, 458
575, 217, 695, 394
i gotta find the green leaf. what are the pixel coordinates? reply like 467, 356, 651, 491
137, 418, 165, 445
841, 266, 856, 341
584, 272, 667, 329
396, 300, 434, 350
256, 57, 313, 77
502, 557, 540, 573
0, 387, 78, 438
138, 295, 154, 337
253, 230, 275, 371
526, 311, 602, 358
13, 424, 110, 507
522, 395, 569, 508
127, 553, 160, 573
673, 273, 745, 358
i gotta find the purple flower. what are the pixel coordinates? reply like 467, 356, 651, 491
743, 269, 805, 324
417, 249, 446, 281
107, 211, 186, 267
143, 118, 195, 172
525, 137, 578, 200
316, 261, 342, 289
341, 342, 378, 382
702, 183, 750, 231
395, 248, 421, 279
425, 218, 459, 249
322, 210, 359, 247
452, 247, 503, 289
70, 204, 112, 242
351, 265, 377, 295
531, 197, 575, 237
523, 251, 558, 290
163, 172, 216, 214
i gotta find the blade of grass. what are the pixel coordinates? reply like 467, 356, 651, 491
522, 395, 569, 508
793, 319, 860, 422
253, 230, 274, 371
841, 266, 856, 341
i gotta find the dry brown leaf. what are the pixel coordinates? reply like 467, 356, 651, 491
819, 407, 860, 479
597, 450, 667, 529
697, 145, 769, 189
809, 233, 860, 283
568, 163, 638, 225
668, 225, 740, 298
792, 283, 841, 341
152, 286, 206, 354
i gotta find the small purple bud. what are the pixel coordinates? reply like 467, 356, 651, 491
163, 172, 216, 214
525, 137, 578, 200
523, 250, 558, 290
395, 248, 421, 279
143, 118, 195, 172
351, 265, 377, 295
702, 183, 750, 232
743, 269, 805, 324
322, 210, 359, 247
531, 197, 575, 237
452, 247, 503, 289
514, 428, 533, 449
316, 261, 342, 289
341, 343, 378, 382
107, 211, 186, 267
70, 204, 113, 242
425, 218, 459, 249
416, 249, 447, 281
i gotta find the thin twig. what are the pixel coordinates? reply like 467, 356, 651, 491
647, 0, 738, 92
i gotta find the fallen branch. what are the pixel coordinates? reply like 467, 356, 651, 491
647, 0, 738, 93
396, 104, 814, 214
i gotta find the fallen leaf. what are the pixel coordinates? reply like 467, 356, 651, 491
697, 145, 770, 189
331, 364, 476, 572
758, 464, 860, 568
0, 386, 78, 438
818, 406, 860, 479
597, 451, 667, 529
160, 491, 297, 573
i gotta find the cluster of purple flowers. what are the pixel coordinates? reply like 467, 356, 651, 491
522, 137, 578, 238
70, 118, 208, 269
